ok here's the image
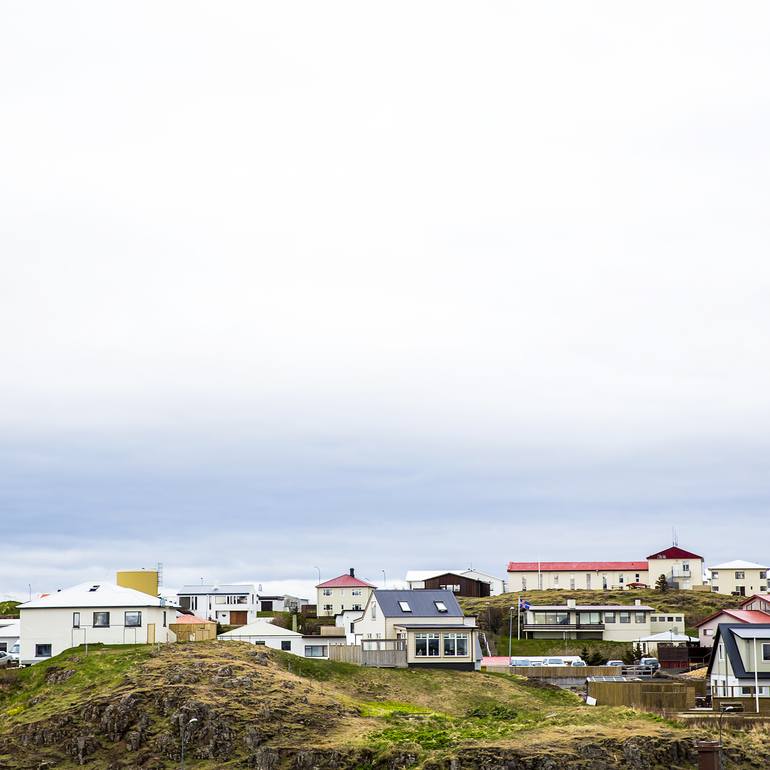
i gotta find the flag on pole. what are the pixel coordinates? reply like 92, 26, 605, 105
518, 599, 530, 610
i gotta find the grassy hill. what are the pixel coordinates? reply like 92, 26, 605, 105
0, 601, 20, 618
460, 589, 742, 659
0, 641, 749, 769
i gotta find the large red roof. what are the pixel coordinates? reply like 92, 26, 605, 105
507, 561, 648, 572
647, 546, 702, 560
694, 609, 770, 627
316, 573, 376, 589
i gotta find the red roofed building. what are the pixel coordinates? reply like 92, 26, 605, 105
316, 569, 377, 617
507, 545, 707, 592
694, 608, 770, 647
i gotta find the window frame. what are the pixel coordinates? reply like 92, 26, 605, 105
124, 611, 142, 628
93, 611, 110, 628
35, 644, 52, 658
72, 611, 80, 628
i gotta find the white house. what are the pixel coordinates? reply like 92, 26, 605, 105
352, 589, 480, 670
218, 619, 337, 659
176, 584, 259, 625
0, 620, 20, 654
18, 582, 176, 665
316, 569, 376, 617
708, 561, 769, 597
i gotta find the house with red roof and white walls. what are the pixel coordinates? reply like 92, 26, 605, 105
695, 608, 770, 647
316, 569, 377, 617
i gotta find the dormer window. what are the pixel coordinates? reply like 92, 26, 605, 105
434, 601, 448, 613
398, 601, 412, 612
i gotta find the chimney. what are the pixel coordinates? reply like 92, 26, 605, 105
566, 598, 576, 609
634, 599, 641, 606
349, 568, 355, 577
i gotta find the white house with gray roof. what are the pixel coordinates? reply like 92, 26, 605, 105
351, 589, 480, 670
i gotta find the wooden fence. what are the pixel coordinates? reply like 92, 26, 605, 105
587, 679, 696, 712
483, 665, 619, 677
328, 644, 407, 668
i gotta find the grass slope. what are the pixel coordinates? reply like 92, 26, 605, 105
0, 642, 701, 769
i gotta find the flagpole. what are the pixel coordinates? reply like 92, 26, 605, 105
517, 597, 522, 640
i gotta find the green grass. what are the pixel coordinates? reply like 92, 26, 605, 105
0, 601, 19, 618
496, 637, 631, 659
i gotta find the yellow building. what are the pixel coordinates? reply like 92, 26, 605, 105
116, 570, 159, 598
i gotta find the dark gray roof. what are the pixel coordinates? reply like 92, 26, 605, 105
394, 623, 474, 630
374, 589, 463, 618
707, 623, 770, 681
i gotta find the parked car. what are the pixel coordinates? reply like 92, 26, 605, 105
638, 657, 660, 672
570, 659, 587, 667
606, 660, 624, 667
510, 658, 530, 667
528, 660, 543, 667
0, 651, 12, 668
543, 657, 565, 667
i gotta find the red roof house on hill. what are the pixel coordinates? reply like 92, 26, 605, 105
316, 569, 377, 618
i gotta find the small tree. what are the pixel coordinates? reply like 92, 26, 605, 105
634, 643, 645, 662
588, 650, 605, 666
655, 573, 668, 592
580, 646, 589, 662
621, 646, 636, 665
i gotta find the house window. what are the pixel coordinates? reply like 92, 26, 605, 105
443, 633, 468, 656
352, 604, 362, 611
72, 612, 80, 628
125, 611, 142, 628
718, 644, 724, 661
634, 612, 646, 623
93, 612, 110, 628
667, 616, 674, 622
578, 611, 602, 625
602, 575, 608, 589
163, 611, 167, 627
553, 575, 559, 586
434, 601, 448, 613
569, 577, 575, 589
682, 563, 690, 573
619, 612, 630, 624
619, 575, 624, 584
415, 633, 440, 657
635, 574, 640, 582
711, 571, 719, 580
398, 601, 412, 612
323, 589, 332, 596
761, 572, 767, 580
215, 596, 227, 604
604, 612, 616, 623
735, 571, 745, 580
371, 603, 376, 619
35, 644, 52, 658
323, 604, 333, 612
352, 589, 362, 596
521, 577, 527, 590
675, 616, 682, 622
281, 641, 292, 651
712, 586, 719, 593
304, 645, 327, 658
762, 643, 770, 662
586, 573, 592, 588
704, 629, 714, 636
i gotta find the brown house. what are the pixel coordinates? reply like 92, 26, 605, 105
421, 572, 491, 598
169, 614, 217, 642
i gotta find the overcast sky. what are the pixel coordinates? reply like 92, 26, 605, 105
2, 2, 770, 601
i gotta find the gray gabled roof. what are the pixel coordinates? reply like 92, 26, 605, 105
374, 589, 463, 618
708, 623, 770, 681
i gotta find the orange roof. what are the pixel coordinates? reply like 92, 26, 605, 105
316, 573, 376, 589
172, 614, 215, 624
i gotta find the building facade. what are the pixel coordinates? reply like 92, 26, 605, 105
316, 569, 376, 617
405, 569, 506, 596
646, 547, 704, 591
176, 584, 258, 625
18, 582, 176, 665
506, 561, 649, 592
709, 561, 768, 596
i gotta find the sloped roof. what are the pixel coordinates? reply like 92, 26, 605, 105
317, 573, 376, 589
219, 619, 302, 638
171, 614, 215, 625
647, 546, 702, 560
507, 561, 647, 572
694, 608, 770, 628
710, 560, 768, 570
739, 594, 770, 608
374, 589, 463, 618
19, 582, 171, 609
707, 623, 770, 681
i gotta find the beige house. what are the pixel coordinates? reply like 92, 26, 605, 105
522, 598, 685, 643
316, 569, 376, 617
708, 623, 770, 713
709, 561, 768, 597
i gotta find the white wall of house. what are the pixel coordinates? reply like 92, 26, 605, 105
19, 606, 174, 664
177, 586, 259, 624
0, 621, 20, 653
709, 567, 768, 597
219, 630, 304, 655
647, 557, 704, 590
507, 569, 649, 592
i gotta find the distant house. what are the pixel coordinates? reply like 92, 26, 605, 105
351, 589, 480, 670
741, 594, 770, 614
708, 623, 770, 712
695, 609, 770, 647
316, 569, 376, 618
521, 598, 685, 643
0, 620, 20, 654
257, 594, 308, 613
647, 546, 705, 591
18, 582, 176, 665
218, 619, 338, 659
506, 561, 649, 592
506, 544, 706, 591
176, 584, 258, 626
405, 569, 505, 597
709, 561, 769, 597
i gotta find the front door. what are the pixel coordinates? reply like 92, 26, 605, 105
230, 611, 248, 626
147, 624, 155, 644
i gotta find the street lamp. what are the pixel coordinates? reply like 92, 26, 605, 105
180, 717, 198, 770
381, 569, 386, 588
718, 704, 739, 767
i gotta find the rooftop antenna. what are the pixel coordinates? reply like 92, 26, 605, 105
672, 527, 679, 547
